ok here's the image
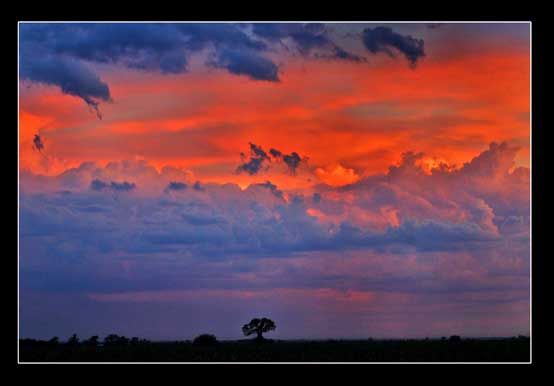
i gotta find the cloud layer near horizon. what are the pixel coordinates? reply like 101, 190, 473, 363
19, 142, 529, 338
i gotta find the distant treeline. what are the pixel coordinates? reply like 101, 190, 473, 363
19, 334, 530, 362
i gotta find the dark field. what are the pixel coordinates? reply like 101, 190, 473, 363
19, 336, 530, 362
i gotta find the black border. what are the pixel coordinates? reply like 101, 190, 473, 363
11, 8, 548, 377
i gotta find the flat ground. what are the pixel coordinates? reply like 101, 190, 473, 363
19, 337, 530, 362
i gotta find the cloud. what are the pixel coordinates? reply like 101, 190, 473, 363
361, 26, 425, 65
19, 23, 428, 119
271, 149, 306, 175
33, 134, 44, 152
19, 55, 112, 119
315, 164, 360, 186
110, 181, 136, 191
236, 142, 271, 175
282, 152, 302, 175
21, 142, 528, 261
236, 143, 307, 176
193, 181, 205, 191
90, 179, 135, 192
18, 23, 275, 115
19, 146, 529, 341
252, 181, 284, 200
165, 181, 187, 192
251, 23, 362, 62
20, 23, 256, 74
269, 148, 282, 158
90, 179, 109, 191
236, 156, 266, 175
210, 49, 280, 81
249, 143, 270, 160
312, 193, 322, 203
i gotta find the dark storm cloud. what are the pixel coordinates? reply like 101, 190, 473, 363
19, 55, 111, 119
251, 23, 361, 61
252, 23, 327, 50
210, 49, 280, 82
19, 23, 423, 118
19, 23, 262, 75
18, 23, 275, 116
361, 26, 425, 65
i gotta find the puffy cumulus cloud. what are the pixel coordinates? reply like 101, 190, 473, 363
20, 159, 195, 196
20, 142, 528, 262
312, 142, 529, 239
19, 143, 529, 337
315, 164, 360, 186
362, 26, 425, 66
251, 181, 285, 200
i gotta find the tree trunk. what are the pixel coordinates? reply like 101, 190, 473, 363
256, 330, 263, 340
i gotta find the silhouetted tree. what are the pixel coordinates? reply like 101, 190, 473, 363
193, 334, 218, 346
104, 334, 129, 346
48, 337, 59, 345
448, 335, 462, 343
67, 334, 79, 345
242, 318, 276, 340
84, 335, 99, 347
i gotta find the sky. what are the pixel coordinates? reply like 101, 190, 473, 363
19, 22, 530, 340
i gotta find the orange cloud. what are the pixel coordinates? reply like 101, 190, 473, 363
19, 46, 529, 188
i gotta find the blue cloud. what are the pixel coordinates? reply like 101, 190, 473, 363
18, 23, 276, 116
90, 179, 135, 192
19, 55, 111, 119
210, 49, 279, 81
362, 26, 425, 65
251, 23, 362, 61
165, 181, 187, 192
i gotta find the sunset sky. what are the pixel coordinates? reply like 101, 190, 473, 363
19, 22, 530, 340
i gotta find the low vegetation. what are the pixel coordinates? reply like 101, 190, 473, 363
19, 334, 530, 362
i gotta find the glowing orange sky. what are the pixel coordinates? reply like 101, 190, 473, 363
19, 39, 529, 190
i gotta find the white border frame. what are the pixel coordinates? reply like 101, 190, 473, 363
17, 20, 533, 365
